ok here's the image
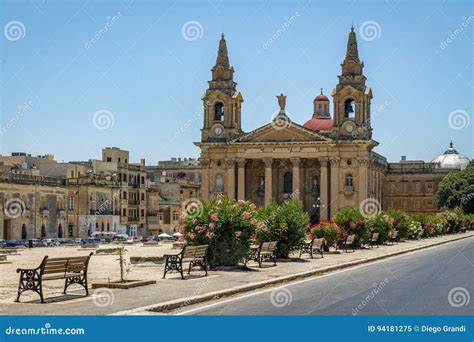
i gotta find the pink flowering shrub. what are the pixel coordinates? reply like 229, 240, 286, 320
255, 199, 308, 258
332, 208, 368, 246
182, 195, 260, 266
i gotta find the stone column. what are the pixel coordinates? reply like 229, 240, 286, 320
358, 157, 370, 204
329, 157, 341, 217
318, 158, 329, 220
237, 158, 246, 200
200, 159, 210, 201
263, 158, 273, 206
225, 159, 235, 199
291, 158, 301, 200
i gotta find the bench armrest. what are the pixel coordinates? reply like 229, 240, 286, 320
16, 267, 37, 273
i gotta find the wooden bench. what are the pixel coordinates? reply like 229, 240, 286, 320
162, 244, 208, 279
16, 253, 93, 303
387, 230, 399, 245
299, 238, 324, 259
342, 235, 355, 252
367, 232, 379, 248
256, 241, 277, 267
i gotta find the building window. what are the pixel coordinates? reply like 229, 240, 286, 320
258, 176, 264, 193
312, 176, 318, 192
106, 157, 112, 162
123, 191, 127, 199
345, 174, 353, 187
215, 174, 224, 192
68, 224, 73, 237
344, 99, 356, 118
107, 223, 110, 231
41, 225, 47, 238
21, 224, 27, 240
283, 171, 293, 194
58, 224, 63, 238
173, 211, 179, 222
141, 209, 145, 217
123, 209, 126, 216
214, 102, 224, 121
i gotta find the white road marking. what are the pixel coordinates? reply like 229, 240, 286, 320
175, 238, 473, 315
109, 237, 472, 316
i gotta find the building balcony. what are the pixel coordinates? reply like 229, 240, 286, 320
128, 216, 139, 222
343, 186, 354, 194
128, 199, 139, 205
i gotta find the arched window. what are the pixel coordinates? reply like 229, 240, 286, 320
21, 224, 27, 240
41, 224, 47, 238
283, 171, 293, 194
312, 176, 319, 192
344, 99, 356, 118
214, 102, 224, 121
215, 174, 224, 192
58, 224, 63, 238
345, 174, 353, 187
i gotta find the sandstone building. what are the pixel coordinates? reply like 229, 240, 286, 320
195, 28, 470, 222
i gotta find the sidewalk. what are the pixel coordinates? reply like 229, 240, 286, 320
0, 232, 472, 316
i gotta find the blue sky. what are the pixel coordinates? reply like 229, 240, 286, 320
0, 0, 472, 164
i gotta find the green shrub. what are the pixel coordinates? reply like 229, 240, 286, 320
407, 220, 423, 239
256, 199, 308, 258
438, 208, 464, 233
365, 213, 393, 243
386, 209, 410, 239
332, 208, 367, 246
310, 221, 343, 250
182, 195, 259, 266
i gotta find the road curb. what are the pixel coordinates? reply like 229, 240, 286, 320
112, 233, 473, 315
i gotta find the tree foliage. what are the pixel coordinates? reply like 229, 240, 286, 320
436, 161, 474, 213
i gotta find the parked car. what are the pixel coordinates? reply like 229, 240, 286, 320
113, 234, 128, 242
74, 238, 82, 244
42, 239, 60, 247
0, 239, 6, 248
6, 240, 26, 248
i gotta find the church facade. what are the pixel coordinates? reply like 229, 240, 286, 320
195, 28, 468, 222
196, 28, 385, 222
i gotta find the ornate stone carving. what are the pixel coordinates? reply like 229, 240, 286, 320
237, 158, 246, 168
328, 157, 341, 167
263, 158, 273, 168
318, 157, 329, 167
290, 157, 301, 167
357, 157, 370, 166
225, 158, 235, 168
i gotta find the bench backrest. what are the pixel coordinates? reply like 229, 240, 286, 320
183, 245, 208, 259
41, 253, 93, 275
261, 241, 277, 252
346, 235, 355, 244
371, 232, 379, 241
313, 238, 325, 249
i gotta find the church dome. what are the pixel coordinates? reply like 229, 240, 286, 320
303, 118, 334, 132
314, 94, 329, 102
431, 142, 470, 170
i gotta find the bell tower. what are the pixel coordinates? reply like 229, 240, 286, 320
332, 26, 373, 139
201, 34, 243, 142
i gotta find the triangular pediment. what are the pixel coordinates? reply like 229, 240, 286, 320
237, 121, 332, 143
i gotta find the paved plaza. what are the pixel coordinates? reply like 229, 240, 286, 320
0, 232, 472, 315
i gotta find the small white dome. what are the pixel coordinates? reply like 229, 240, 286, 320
431, 142, 470, 170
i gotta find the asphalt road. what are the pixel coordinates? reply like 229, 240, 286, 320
180, 237, 474, 315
